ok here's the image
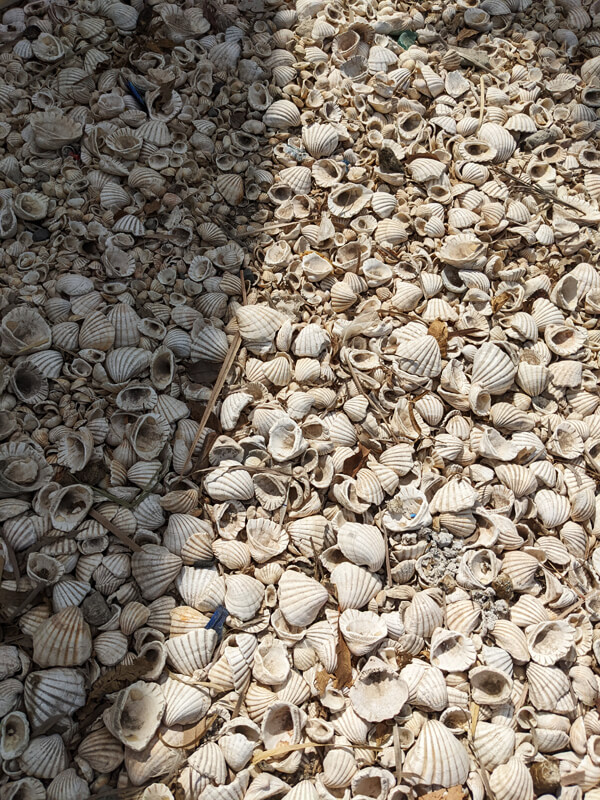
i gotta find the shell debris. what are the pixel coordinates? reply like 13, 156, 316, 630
0, 0, 600, 797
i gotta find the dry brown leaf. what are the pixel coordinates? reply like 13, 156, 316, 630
85, 653, 154, 707
315, 668, 333, 696
340, 442, 372, 478
491, 292, 511, 313
428, 319, 448, 357
334, 620, 353, 689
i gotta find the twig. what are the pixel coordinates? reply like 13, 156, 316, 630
490, 165, 589, 215
175, 269, 248, 480
89, 509, 143, 552
477, 75, 485, 131
393, 725, 403, 785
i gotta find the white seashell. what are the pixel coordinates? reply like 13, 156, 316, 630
32, 607, 92, 668
165, 628, 218, 676
236, 305, 285, 343
489, 757, 534, 800
278, 570, 329, 626
264, 100, 301, 129
302, 124, 339, 158
337, 522, 385, 571
471, 343, 517, 394
339, 610, 387, 656
473, 722, 515, 770
103, 682, 165, 752
349, 657, 408, 722
429, 627, 477, 671
330, 562, 381, 610
403, 720, 469, 787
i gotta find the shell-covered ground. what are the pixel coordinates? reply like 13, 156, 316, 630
1, 0, 600, 798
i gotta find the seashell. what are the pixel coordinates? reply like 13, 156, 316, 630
489, 757, 534, 800
264, 100, 301, 129
278, 570, 329, 626
103, 681, 165, 751
349, 657, 408, 722
403, 720, 469, 787
165, 628, 218, 675
19, 734, 69, 780
302, 124, 339, 158
471, 343, 517, 394
339, 610, 387, 656
337, 522, 385, 571
473, 722, 515, 770
330, 562, 382, 610
32, 607, 92, 668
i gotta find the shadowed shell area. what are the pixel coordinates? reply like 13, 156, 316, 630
1, 0, 600, 797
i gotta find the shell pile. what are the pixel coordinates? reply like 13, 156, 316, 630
3, 0, 600, 797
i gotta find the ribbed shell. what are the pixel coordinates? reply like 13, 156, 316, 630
471, 343, 517, 394
403, 720, 469, 787
396, 335, 442, 377
32, 607, 92, 668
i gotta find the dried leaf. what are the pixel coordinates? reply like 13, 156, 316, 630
315, 668, 333, 696
457, 27, 478, 41
144, 199, 161, 215
334, 620, 353, 689
84, 653, 154, 709
491, 292, 511, 313
428, 319, 448, 358
340, 443, 372, 478
186, 360, 223, 386
252, 742, 323, 765
469, 701, 479, 738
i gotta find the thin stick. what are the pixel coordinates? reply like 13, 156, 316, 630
89, 509, 143, 552
175, 270, 248, 479
491, 165, 589, 214
477, 75, 485, 131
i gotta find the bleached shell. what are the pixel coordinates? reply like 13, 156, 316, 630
526, 620, 576, 665
162, 677, 211, 727
495, 464, 537, 497
328, 184, 373, 218
302, 124, 339, 158
396, 334, 442, 378
403, 720, 469, 787
370, 192, 397, 218
489, 757, 534, 800
337, 522, 385, 571
165, 628, 218, 675
205, 464, 254, 501
103, 681, 165, 752
279, 166, 312, 194
492, 619, 530, 664
469, 665, 513, 705
264, 100, 301, 129
438, 233, 487, 268
478, 122, 517, 162
216, 173, 244, 205
471, 343, 517, 394
429, 479, 478, 514
236, 305, 285, 343
225, 574, 264, 621
77, 726, 123, 773
19, 734, 69, 780
24, 668, 85, 730
473, 722, 515, 770
330, 562, 382, 611
105, 347, 151, 383
407, 158, 446, 183
339, 610, 387, 656
322, 748, 358, 788
404, 589, 444, 638
349, 657, 408, 722
32, 607, 92, 668
279, 570, 329, 626
429, 627, 477, 672
534, 489, 571, 527
132, 545, 182, 601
